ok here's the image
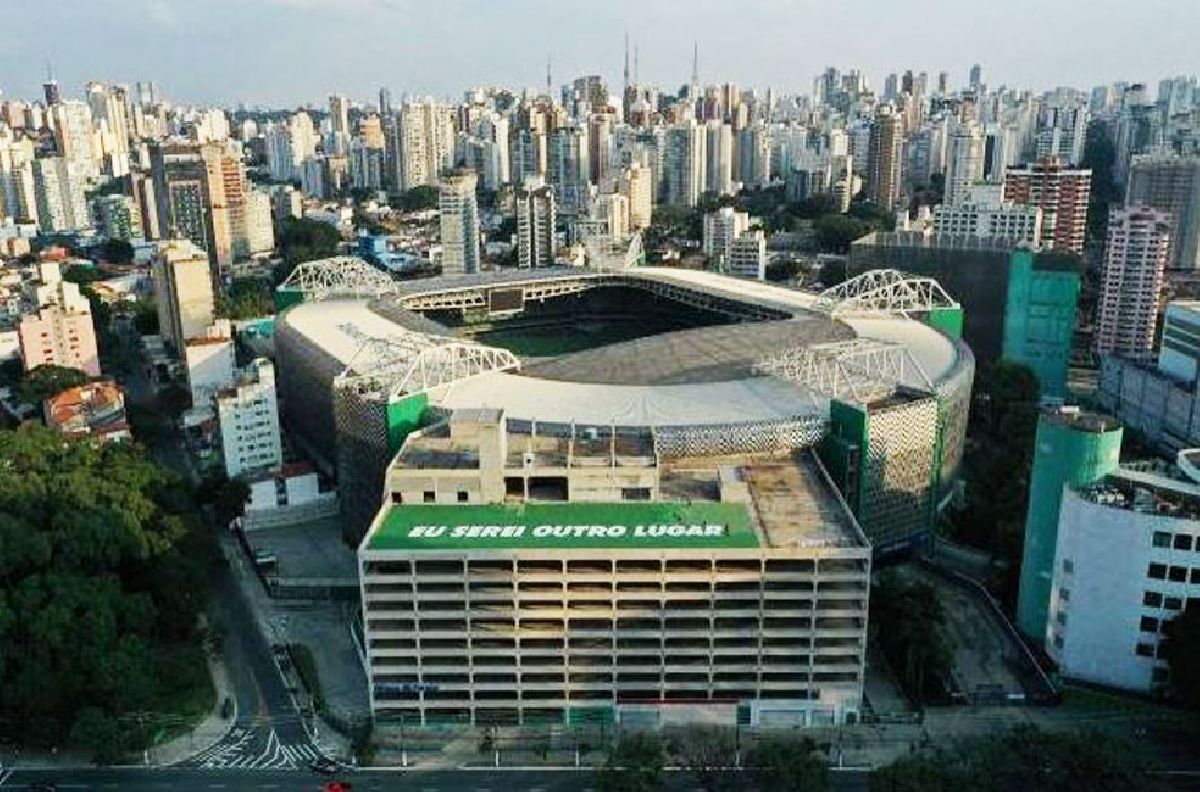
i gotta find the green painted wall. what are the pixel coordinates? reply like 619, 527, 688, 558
928, 306, 964, 340
1001, 251, 1080, 399
1016, 413, 1122, 644
819, 399, 869, 517
274, 287, 306, 313
386, 393, 429, 454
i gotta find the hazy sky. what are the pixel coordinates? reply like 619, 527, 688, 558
2, 0, 1196, 107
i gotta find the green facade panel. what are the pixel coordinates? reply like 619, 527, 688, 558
819, 399, 869, 517
274, 287, 306, 313
1001, 251, 1080, 399
928, 306, 964, 340
1016, 412, 1122, 644
386, 393, 430, 454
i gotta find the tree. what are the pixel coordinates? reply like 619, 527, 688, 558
217, 277, 274, 320
669, 725, 739, 792
820, 258, 848, 287
133, 300, 160, 336
1162, 607, 1200, 708
871, 572, 954, 703
96, 239, 135, 265
814, 214, 874, 253
955, 362, 1041, 574
197, 474, 251, 529
596, 732, 666, 792
273, 217, 342, 284
17, 364, 90, 406
872, 726, 1165, 792
396, 185, 440, 212
743, 734, 830, 792
0, 425, 214, 759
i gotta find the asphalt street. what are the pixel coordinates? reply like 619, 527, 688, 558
0, 766, 872, 791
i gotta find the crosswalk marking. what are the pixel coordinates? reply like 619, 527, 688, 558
185, 726, 323, 770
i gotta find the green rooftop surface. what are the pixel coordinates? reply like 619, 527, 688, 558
367, 501, 760, 552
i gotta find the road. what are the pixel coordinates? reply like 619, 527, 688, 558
118, 325, 323, 771
0, 766, 871, 791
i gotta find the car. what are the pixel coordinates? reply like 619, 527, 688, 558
321, 783, 352, 792
311, 757, 338, 775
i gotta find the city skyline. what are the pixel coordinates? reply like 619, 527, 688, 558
4, 0, 1199, 106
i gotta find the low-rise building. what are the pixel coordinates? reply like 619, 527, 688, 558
44, 380, 130, 443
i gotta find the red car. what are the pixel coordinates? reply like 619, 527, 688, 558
321, 784, 352, 792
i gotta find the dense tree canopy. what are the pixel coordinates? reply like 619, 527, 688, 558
871, 572, 954, 703
871, 726, 1165, 792
596, 732, 666, 792
0, 426, 214, 759
95, 239, 135, 265
273, 217, 342, 285
217, 277, 274, 320
395, 185, 440, 212
17, 364, 90, 406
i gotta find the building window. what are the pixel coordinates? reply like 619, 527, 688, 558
1194, 569, 1200, 585
457, 491, 469, 503
1140, 616, 1160, 633
1062, 559, 1074, 574
1174, 535, 1194, 551
1165, 597, 1183, 611
1144, 591, 1163, 607
1055, 611, 1067, 626
423, 491, 435, 503
1153, 531, 1171, 548
1152, 666, 1170, 685
1136, 643, 1155, 657
1148, 563, 1167, 580
1058, 587, 1070, 602
1169, 566, 1188, 583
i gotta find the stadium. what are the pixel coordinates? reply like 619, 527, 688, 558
274, 259, 973, 551
273, 259, 972, 728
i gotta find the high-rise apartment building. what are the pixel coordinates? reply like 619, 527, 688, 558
931, 183, 1042, 244
329, 94, 350, 137
705, 121, 734, 196
92, 194, 144, 241
664, 120, 707, 207
151, 239, 216, 351
216, 358, 283, 479
1125, 153, 1200, 271
1004, 157, 1092, 254
1095, 206, 1171, 359
31, 157, 90, 232
943, 122, 985, 205
17, 264, 101, 377
50, 101, 96, 175
866, 107, 903, 210
702, 206, 750, 260
619, 162, 653, 230
439, 169, 481, 275
547, 125, 590, 214
392, 101, 454, 191
515, 179, 557, 269
149, 141, 245, 278
728, 230, 767, 281
244, 190, 275, 255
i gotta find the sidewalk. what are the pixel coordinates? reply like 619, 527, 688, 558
149, 653, 237, 766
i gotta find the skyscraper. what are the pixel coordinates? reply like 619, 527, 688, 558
664, 120, 706, 207
1004, 157, 1092, 254
149, 141, 244, 279
547, 125, 590, 213
969, 64, 983, 91
619, 162, 653, 230
1095, 205, 1171, 359
439, 169, 480, 275
705, 121, 733, 196
943, 121, 985, 205
31, 157, 89, 232
1125, 153, 1200, 271
329, 94, 350, 137
515, 178, 557, 269
866, 106, 903, 210
379, 87, 393, 116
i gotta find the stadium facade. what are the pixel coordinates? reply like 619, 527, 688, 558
273, 258, 974, 728
274, 261, 974, 551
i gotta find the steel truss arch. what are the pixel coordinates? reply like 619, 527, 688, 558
813, 269, 958, 318
279, 256, 398, 302
755, 338, 934, 405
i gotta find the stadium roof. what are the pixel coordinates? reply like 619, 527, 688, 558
279, 268, 968, 427
366, 501, 760, 552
